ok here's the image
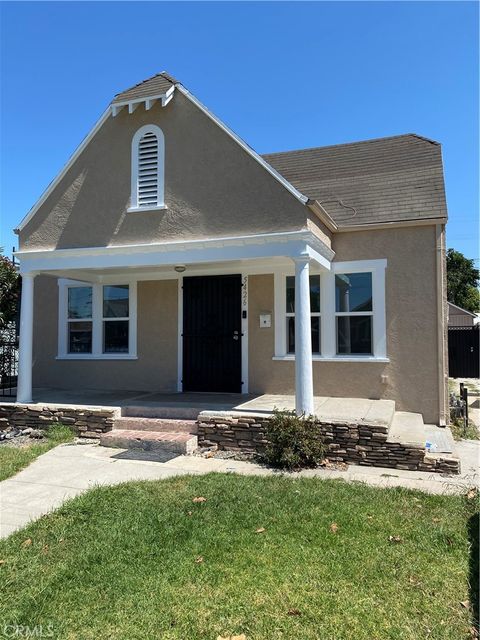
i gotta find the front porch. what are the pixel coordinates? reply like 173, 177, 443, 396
0, 389, 460, 474
15, 229, 336, 416
1, 387, 397, 421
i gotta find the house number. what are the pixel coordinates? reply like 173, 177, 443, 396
242, 276, 248, 308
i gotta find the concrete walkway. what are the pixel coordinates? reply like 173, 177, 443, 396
1, 440, 478, 538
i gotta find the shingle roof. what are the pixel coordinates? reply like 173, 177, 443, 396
263, 134, 447, 227
112, 72, 178, 104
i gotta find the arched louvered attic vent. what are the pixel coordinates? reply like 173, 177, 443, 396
129, 124, 165, 212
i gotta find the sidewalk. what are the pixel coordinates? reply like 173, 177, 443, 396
1, 439, 478, 538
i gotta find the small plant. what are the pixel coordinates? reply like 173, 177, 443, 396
263, 410, 326, 470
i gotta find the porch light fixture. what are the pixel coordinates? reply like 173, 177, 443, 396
174, 265, 186, 273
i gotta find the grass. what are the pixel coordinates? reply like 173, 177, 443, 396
0, 474, 478, 640
450, 417, 480, 441
0, 424, 75, 481
448, 377, 479, 441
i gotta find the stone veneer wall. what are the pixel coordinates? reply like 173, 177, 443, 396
0, 403, 117, 438
197, 414, 460, 475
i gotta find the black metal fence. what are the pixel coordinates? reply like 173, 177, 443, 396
448, 325, 479, 379
0, 325, 18, 397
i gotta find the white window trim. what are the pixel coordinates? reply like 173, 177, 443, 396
57, 280, 137, 360
285, 274, 321, 355
128, 124, 165, 213
274, 259, 388, 362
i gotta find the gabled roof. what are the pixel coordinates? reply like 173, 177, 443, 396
16, 72, 448, 235
263, 134, 448, 227
112, 72, 178, 104
448, 301, 477, 317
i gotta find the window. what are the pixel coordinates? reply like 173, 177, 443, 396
273, 260, 387, 361
335, 272, 373, 355
67, 287, 92, 353
103, 285, 129, 353
58, 281, 137, 359
285, 275, 321, 354
129, 124, 165, 211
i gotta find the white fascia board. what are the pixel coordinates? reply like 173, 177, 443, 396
15, 108, 111, 234
16, 230, 334, 274
176, 84, 309, 206
335, 217, 447, 232
305, 245, 331, 270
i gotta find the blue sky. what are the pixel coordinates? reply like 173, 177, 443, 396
1, 1, 478, 262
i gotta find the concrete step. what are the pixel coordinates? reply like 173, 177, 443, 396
122, 405, 200, 420
362, 399, 396, 427
387, 413, 461, 473
424, 424, 456, 454
387, 411, 425, 448
100, 430, 198, 455
114, 417, 197, 434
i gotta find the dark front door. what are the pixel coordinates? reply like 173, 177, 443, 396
182, 275, 242, 392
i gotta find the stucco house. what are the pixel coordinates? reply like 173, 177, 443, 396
14, 71, 449, 428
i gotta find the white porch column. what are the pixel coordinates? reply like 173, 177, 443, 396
294, 256, 314, 415
17, 272, 36, 404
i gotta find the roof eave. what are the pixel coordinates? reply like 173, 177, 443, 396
306, 199, 338, 232
334, 216, 448, 232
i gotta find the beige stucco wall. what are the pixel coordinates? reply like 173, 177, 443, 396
30, 223, 445, 424
32, 277, 178, 393
248, 225, 444, 424
19, 91, 318, 251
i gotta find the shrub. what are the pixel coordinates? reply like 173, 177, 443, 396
263, 410, 326, 470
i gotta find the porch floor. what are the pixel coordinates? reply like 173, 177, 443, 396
4, 387, 396, 429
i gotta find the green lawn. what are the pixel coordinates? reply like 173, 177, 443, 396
0, 424, 75, 481
0, 474, 477, 640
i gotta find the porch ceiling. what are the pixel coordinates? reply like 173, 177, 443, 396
35, 257, 306, 283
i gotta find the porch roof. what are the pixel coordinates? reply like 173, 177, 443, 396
15, 230, 334, 280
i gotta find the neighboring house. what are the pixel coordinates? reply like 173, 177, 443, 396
14, 72, 449, 425
448, 301, 477, 327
